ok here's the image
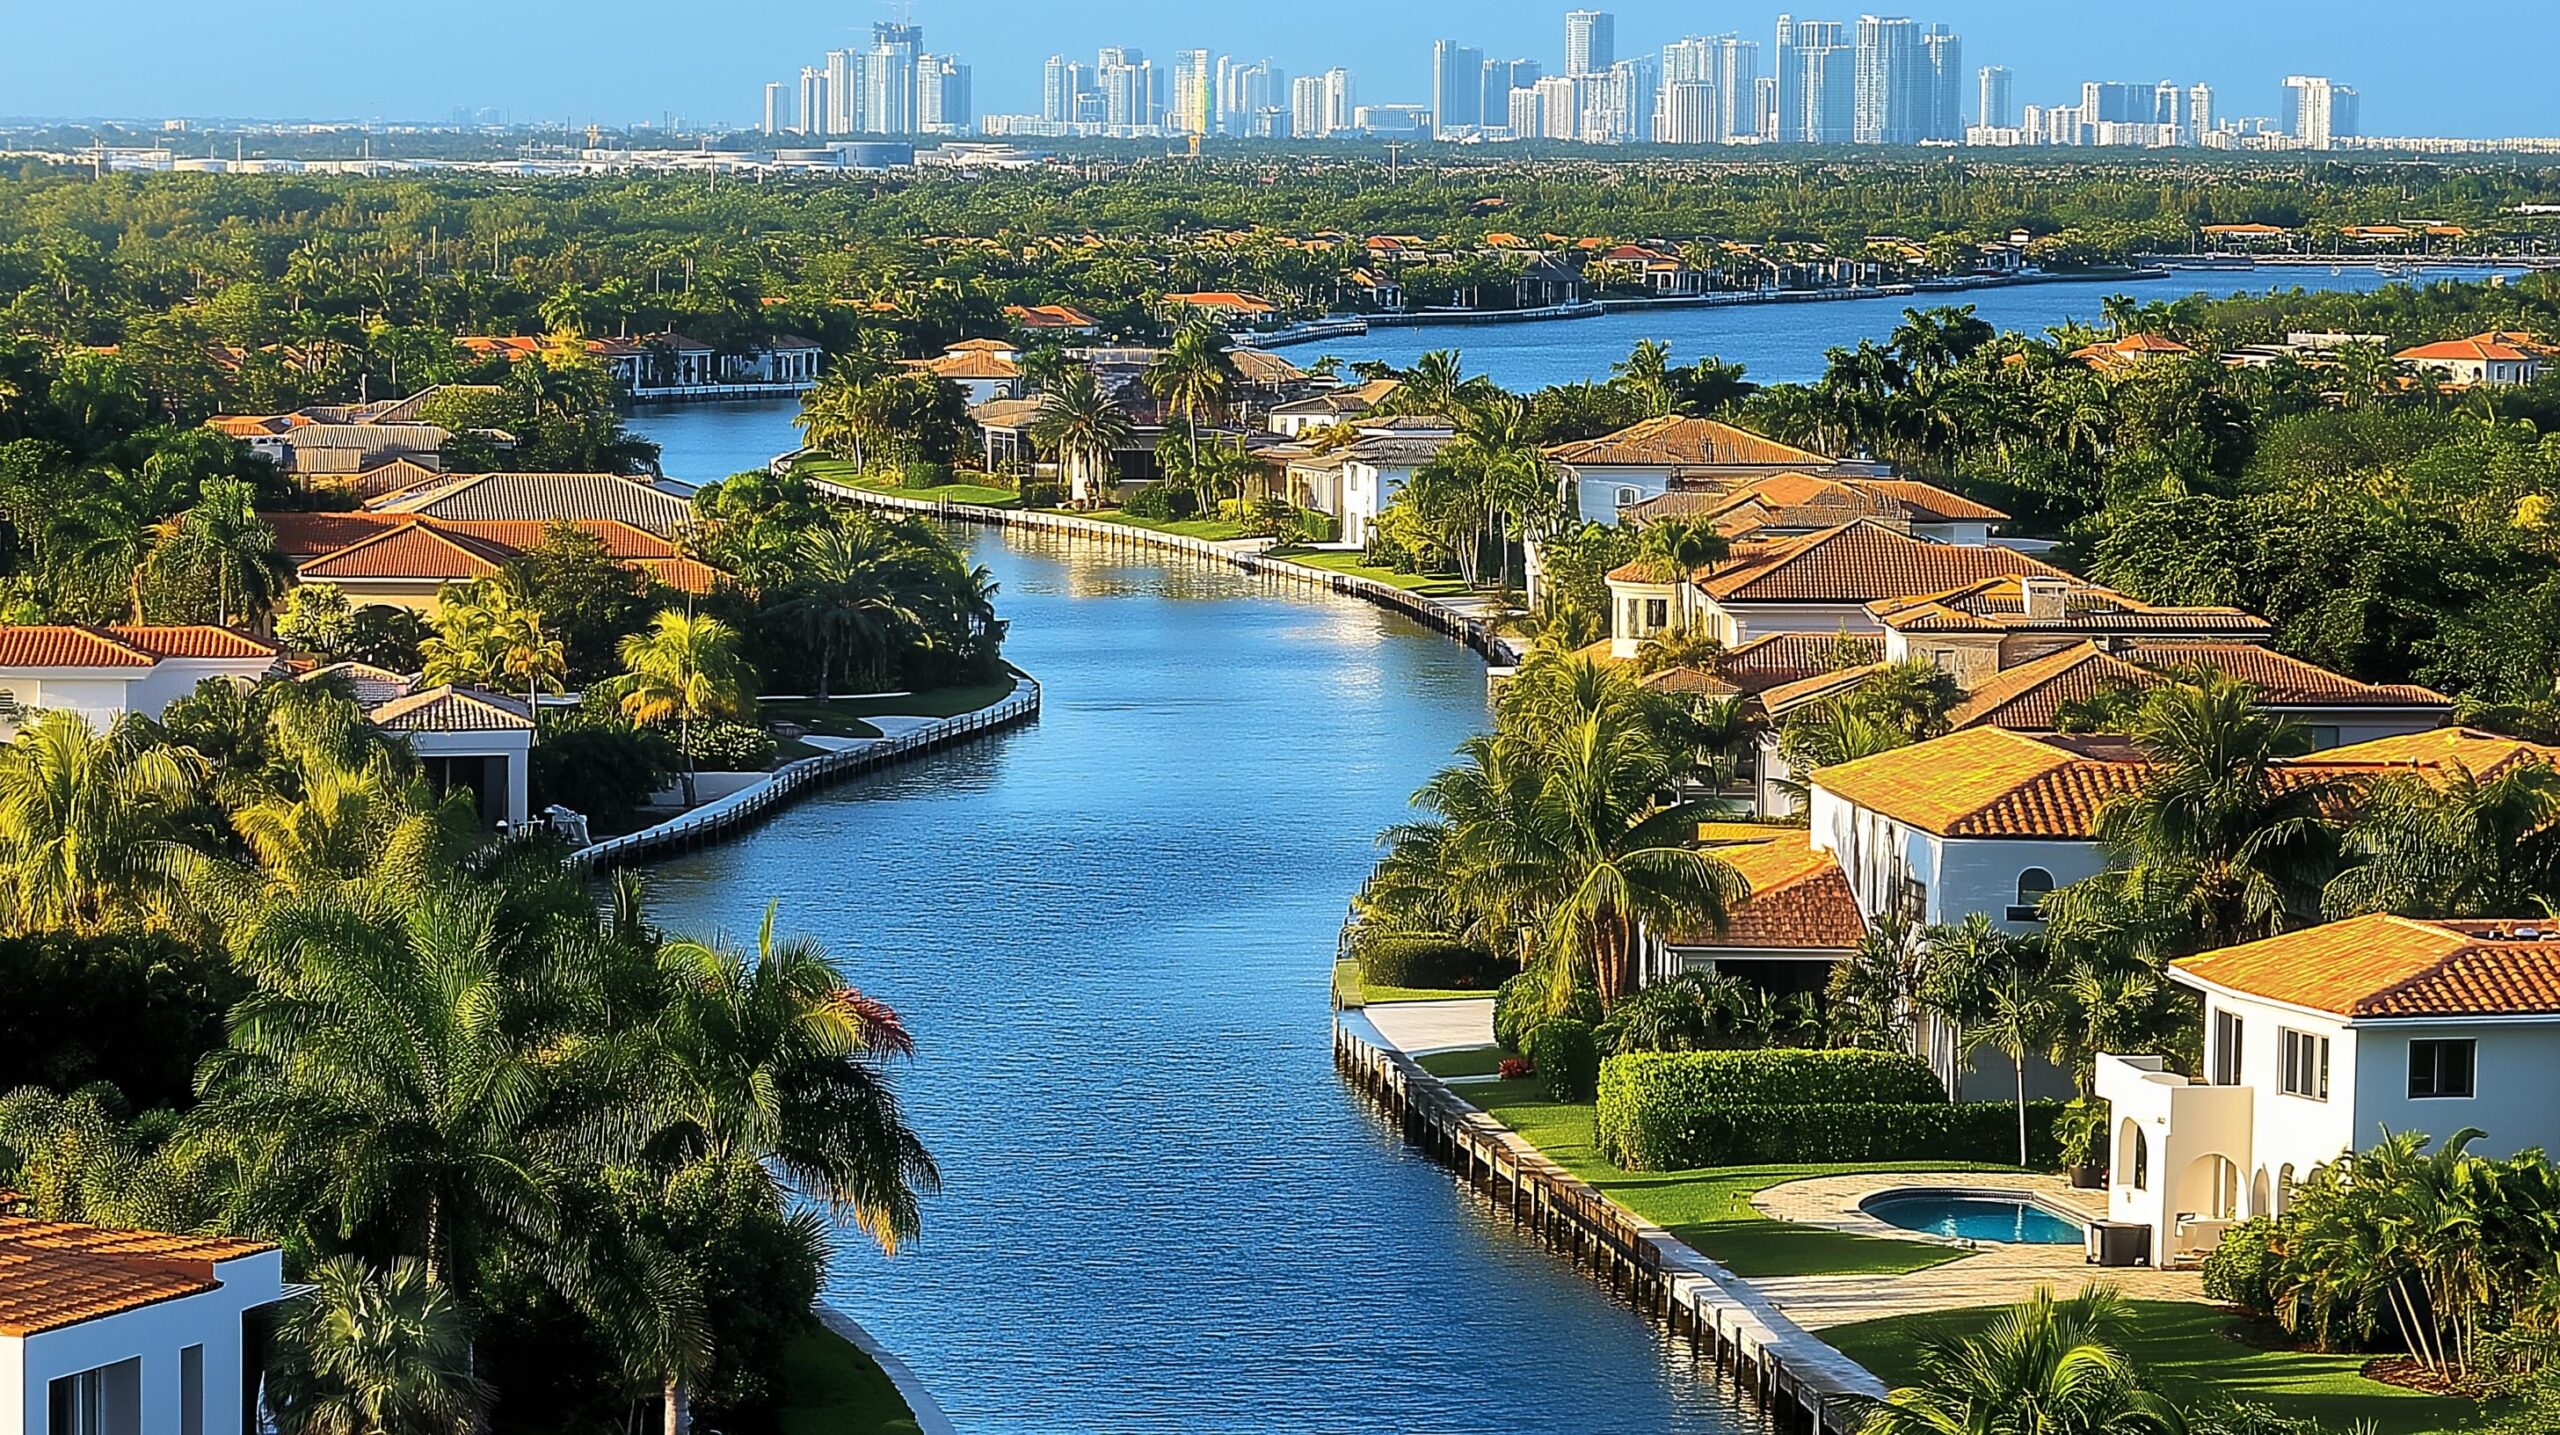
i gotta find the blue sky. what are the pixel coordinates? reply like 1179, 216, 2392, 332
1, 0, 2543, 137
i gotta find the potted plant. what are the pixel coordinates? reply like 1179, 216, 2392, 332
2058, 1096, 2108, 1188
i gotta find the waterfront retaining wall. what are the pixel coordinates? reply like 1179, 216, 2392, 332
1332, 1018, 1888, 1435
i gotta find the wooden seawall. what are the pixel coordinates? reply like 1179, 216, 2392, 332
1332, 1018, 1888, 1435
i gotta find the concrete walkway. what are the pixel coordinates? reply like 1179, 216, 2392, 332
1749, 1171, 2205, 1328
1362, 998, 1494, 1054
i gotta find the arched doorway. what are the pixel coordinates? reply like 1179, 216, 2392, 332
2118, 1118, 2149, 1191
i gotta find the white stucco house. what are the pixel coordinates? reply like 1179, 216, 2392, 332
0, 1218, 284, 1435
349, 681, 538, 829
0, 627, 282, 736
2393, 331, 2548, 389
908, 339, 1024, 406
1282, 416, 1454, 548
2099, 913, 2560, 1268
1547, 415, 1891, 526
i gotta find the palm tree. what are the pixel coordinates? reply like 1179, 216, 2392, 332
1029, 369, 1133, 507
65, 474, 161, 623
1975, 957, 2065, 1166
1611, 338, 1676, 417
1857, 1284, 2184, 1435
2323, 760, 2560, 919
267, 1257, 490, 1435
1144, 321, 1239, 457
608, 610, 754, 806
777, 517, 925, 703
0, 711, 205, 933
149, 478, 288, 627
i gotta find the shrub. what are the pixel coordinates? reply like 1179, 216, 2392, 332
1356, 934, 1508, 992
1525, 1018, 1600, 1102
895, 460, 954, 490
1122, 481, 1195, 520
532, 706, 679, 833
1598, 1048, 1945, 1108
1494, 972, 1600, 1052
2057, 1095, 2110, 1169
1016, 479, 1067, 508
1292, 507, 1340, 544
1497, 1057, 1533, 1082
681, 719, 779, 771
1600, 1099, 2068, 1170
2200, 1216, 2283, 1318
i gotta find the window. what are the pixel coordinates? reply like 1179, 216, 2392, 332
2211, 1009, 2244, 1086
2409, 1038, 2477, 1099
2307, 724, 2342, 750
2279, 1028, 2330, 1101
180, 1345, 204, 1435
49, 1370, 103, 1435
2007, 868, 2054, 923
1614, 486, 1643, 509
1644, 599, 1669, 630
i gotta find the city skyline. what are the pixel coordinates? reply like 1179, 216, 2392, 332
0, 0, 2553, 137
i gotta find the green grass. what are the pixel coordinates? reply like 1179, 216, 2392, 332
1366, 984, 1502, 1003
776, 1324, 922, 1435
1466, 1086, 1985, 1278
762, 679, 1015, 733
795, 458, 1021, 507
1266, 546, 1479, 597
1418, 1044, 1510, 1078
1045, 508, 1250, 540
1821, 1300, 2494, 1434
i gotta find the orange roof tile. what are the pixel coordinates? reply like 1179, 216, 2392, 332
0, 626, 157, 668
370, 685, 535, 732
1811, 726, 2148, 838
297, 523, 512, 582
2317, 727, 2560, 777
1547, 415, 1834, 469
0, 1218, 274, 1337
2174, 913, 2560, 1019
1870, 576, 2269, 638
2124, 641, 2448, 710
106, 626, 281, 662
2397, 337, 2543, 364
1665, 839, 1865, 950
1698, 522, 2072, 606
1948, 643, 2152, 731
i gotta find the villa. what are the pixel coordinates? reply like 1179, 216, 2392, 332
1651, 832, 1866, 994
362, 471, 697, 536
2099, 913, 2560, 1267
1279, 415, 1456, 547
907, 338, 1024, 405
2069, 333, 2195, 372
1264, 378, 1400, 438
0, 1218, 284, 1435
1547, 416, 1891, 525
266, 514, 718, 613
0, 626, 282, 734
1622, 472, 2010, 546
2393, 330, 2549, 389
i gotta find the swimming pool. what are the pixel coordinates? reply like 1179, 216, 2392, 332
1864, 1191, 2086, 1245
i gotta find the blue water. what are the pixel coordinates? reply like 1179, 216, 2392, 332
1867, 1194, 2085, 1246
630, 400, 1765, 1434
1309, 265, 2527, 389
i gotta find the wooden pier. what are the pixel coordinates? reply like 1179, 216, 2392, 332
1332, 1019, 1888, 1435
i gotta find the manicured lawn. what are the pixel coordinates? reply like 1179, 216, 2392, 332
1046, 508, 1250, 541
1467, 1086, 1984, 1278
1331, 965, 1498, 1006
777, 1324, 921, 1435
1821, 1300, 2494, 1434
763, 679, 1015, 733
761, 701, 887, 740
1267, 546, 1479, 598
795, 458, 1021, 507
1418, 1044, 1509, 1078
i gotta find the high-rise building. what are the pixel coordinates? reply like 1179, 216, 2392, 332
1481, 59, 1541, 129
1658, 80, 1716, 144
865, 22, 921, 134
1323, 68, 1358, 137
1290, 74, 1327, 139
1042, 55, 1082, 125
1099, 48, 1159, 131
825, 49, 860, 134
1775, 17, 1849, 143
1170, 50, 1212, 135
1662, 37, 1713, 85
1710, 37, 1760, 144
2187, 83, 2216, 140
1532, 74, 1580, 140
795, 66, 828, 136
1919, 24, 1962, 141
763, 82, 788, 136
2284, 75, 2358, 148
918, 55, 971, 134
1564, 10, 1615, 77
1580, 56, 1653, 143
1754, 75, 1779, 140
1976, 65, 2014, 129
1432, 40, 1486, 135
1225, 61, 1282, 137
1853, 15, 1923, 145
1506, 84, 1545, 140
2079, 81, 2146, 125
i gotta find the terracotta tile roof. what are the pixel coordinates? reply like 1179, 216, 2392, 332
1858, 480, 2008, 523
1663, 839, 1865, 950
1760, 661, 1889, 716
1698, 522, 2072, 605
1812, 725, 2150, 838
1870, 576, 2270, 637
1548, 415, 1834, 469
298, 523, 513, 582
1163, 291, 1277, 314
633, 555, 721, 595
943, 338, 1018, 354
913, 350, 1021, 380
366, 472, 694, 535
2073, 333, 2193, 365
1948, 643, 2151, 731
1628, 473, 2007, 535
1721, 632, 1885, 691
2173, 913, 2560, 1019
0, 1218, 274, 1337
1004, 302, 1100, 329
2124, 641, 2449, 710
106, 626, 280, 662
207, 414, 290, 437
2397, 336, 2544, 364
369, 685, 535, 732
2317, 727, 2560, 777
299, 661, 417, 706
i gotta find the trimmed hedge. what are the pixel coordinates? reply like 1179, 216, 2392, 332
1356, 935, 1508, 992
1599, 1098, 2067, 1169
1494, 973, 1601, 1052
1597, 1048, 1946, 1110
1526, 1018, 1601, 1102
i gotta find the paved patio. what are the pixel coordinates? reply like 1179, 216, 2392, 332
1361, 998, 1494, 1055
1749, 1171, 2205, 1328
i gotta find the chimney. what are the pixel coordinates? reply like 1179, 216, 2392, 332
2020, 577, 2070, 624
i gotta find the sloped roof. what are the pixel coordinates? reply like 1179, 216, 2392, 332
1947, 643, 2152, 731
2318, 727, 2560, 777
1722, 631, 1885, 691
1628, 472, 2007, 536
1812, 725, 2150, 839
367, 472, 694, 534
1549, 416, 1833, 469
914, 350, 1021, 380
1870, 576, 2270, 637
1663, 838, 1865, 951
298, 660, 417, 706
0, 1218, 274, 1337
108, 626, 280, 662
2397, 336, 2544, 364
1004, 302, 1100, 328
2174, 914, 2560, 1019
1695, 522, 2072, 605
2124, 641, 2449, 710
1760, 661, 1889, 717
369, 685, 535, 733
0, 625, 276, 669
298, 523, 513, 582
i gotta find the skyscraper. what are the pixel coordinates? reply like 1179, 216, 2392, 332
795, 66, 828, 136
1432, 40, 1486, 135
1710, 37, 1760, 145
1774, 17, 1849, 143
865, 22, 921, 134
1171, 49, 1212, 135
1853, 15, 1923, 145
1532, 74, 1580, 140
763, 81, 788, 136
1481, 59, 1541, 130
1564, 10, 1615, 77
1290, 74, 1327, 139
1920, 24, 1962, 141
825, 49, 860, 134
1506, 84, 1545, 140
2284, 76, 2358, 148
2187, 83, 2216, 140
1658, 81, 1715, 144
1042, 55, 1082, 124
918, 55, 971, 134
1976, 65, 2014, 129
1323, 68, 1358, 137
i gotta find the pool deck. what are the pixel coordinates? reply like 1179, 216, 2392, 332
1750, 1171, 2205, 1328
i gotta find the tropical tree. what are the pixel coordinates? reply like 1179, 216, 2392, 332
1029, 369, 1133, 506
2323, 760, 2560, 919
0, 711, 205, 933
607, 610, 754, 805
1144, 321, 1239, 456
776, 516, 926, 702
1857, 1284, 2186, 1435
267, 1256, 491, 1435
145, 477, 288, 627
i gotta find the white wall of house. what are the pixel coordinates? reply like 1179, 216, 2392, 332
1338, 461, 1416, 547
1807, 785, 2108, 933
2348, 1017, 2560, 1164
1706, 600, 1885, 645
3, 1248, 280, 1435
1911, 520, 1994, 545
0, 659, 268, 734
1571, 467, 1674, 524
406, 728, 533, 827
